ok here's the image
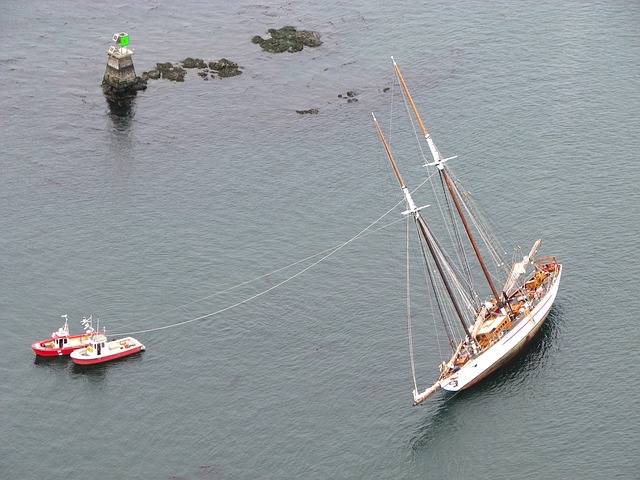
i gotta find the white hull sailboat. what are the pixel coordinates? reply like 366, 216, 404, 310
373, 58, 562, 406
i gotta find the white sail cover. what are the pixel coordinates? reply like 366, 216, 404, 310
502, 239, 541, 295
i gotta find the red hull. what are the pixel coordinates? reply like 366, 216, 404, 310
71, 345, 144, 365
31, 334, 91, 357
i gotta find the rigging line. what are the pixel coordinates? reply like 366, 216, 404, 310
450, 171, 510, 270
417, 232, 446, 361
112, 215, 406, 332
406, 216, 418, 393
111, 200, 408, 337
422, 217, 476, 329
418, 221, 464, 348
413, 222, 449, 355
440, 172, 476, 298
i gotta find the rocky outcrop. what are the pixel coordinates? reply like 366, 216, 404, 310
143, 58, 242, 82
252, 26, 322, 53
145, 62, 187, 82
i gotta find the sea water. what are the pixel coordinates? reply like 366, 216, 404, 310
1, 1, 639, 478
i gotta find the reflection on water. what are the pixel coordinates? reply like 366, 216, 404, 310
105, 95, 135, 161
105, 94, 136, 119
33, 355, 73, 370
408, 302, 565, 452
34, 350, 145, 385
478, 303, 565, 390
409, 397, 458, 452
70, 362, 109, 384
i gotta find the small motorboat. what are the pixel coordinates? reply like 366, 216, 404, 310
31, 314, 91, 357
70, 317, 145, 365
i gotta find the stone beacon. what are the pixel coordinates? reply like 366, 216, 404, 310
102, 32, 146, 95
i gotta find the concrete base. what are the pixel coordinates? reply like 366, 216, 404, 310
103, 51, 138, 89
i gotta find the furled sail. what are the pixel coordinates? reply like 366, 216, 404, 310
502, 239, 541, 296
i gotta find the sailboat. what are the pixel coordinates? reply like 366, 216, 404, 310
373, 58, 563, 406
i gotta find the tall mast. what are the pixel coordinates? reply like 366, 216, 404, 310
391, 57, 501, 303
373, 113, 472, 339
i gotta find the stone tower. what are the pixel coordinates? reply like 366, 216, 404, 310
103, 32, 138, 89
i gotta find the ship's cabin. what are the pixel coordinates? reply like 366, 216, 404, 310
475, 314, 511, 345
89, 334, 107, 355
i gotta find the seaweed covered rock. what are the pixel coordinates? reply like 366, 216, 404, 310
208, 58, 242, 78
151, 62, 186, 82
143, 57, 242, 82
181, 57, 208, 69
252, 26, 322, 53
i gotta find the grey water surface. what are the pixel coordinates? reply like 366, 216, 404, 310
1, 1, 639, 479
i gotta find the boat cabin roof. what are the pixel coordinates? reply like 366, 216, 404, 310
91, 333, 107, 343
52, 325, 70, 338
476, 314, 508, 335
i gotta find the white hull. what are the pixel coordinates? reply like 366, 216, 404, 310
441, 265, 563, 392
71, 336, 145, 365
377, 58, 565, 407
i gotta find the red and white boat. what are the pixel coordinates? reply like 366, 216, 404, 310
70, 317, 145, 365
31, 314, 91, 356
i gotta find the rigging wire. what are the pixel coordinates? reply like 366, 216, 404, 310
406, 217, 419, 393
449, 171, 511, 282
110, 200, 408, 337
439, 171, 477, 302
391, 70, 485, 311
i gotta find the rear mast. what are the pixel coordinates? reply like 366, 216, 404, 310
391, 57, 501, 304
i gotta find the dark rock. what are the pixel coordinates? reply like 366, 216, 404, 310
252, 26, 322, 53
101, 76, 147, 95
208, 58, 242, 78
154, 62, 186, 82
143, 57, 242, 81
338, 91, 358, 103
296, 108, 319, 115
181, 57, 207, 69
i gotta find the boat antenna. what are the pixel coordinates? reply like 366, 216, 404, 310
391, 57, 502, 303
373, 113, 472, 339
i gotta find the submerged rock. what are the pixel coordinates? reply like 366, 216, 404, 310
208, 58, 242, 78
181, 57, 208, 69
252, 26, 322, 53
338, 91, 358, 103
150, 62, 186, 82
